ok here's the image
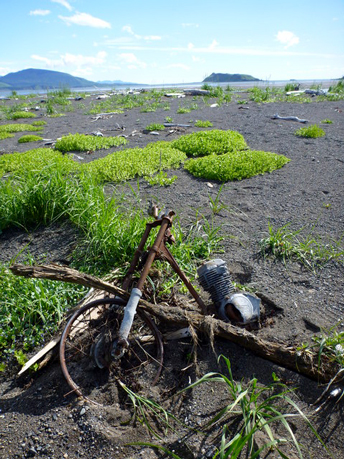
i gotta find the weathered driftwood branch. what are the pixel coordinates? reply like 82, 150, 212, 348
10, 263, 335, 382
272, 113, 308, 123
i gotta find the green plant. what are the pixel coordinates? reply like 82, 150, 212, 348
140, 356, 322, 459
144, 123, 165, 131
0, 123, 43, 134
7, 111, 36, 120
18, 134, 43, 143
0, 260, 85, 360
260, 222, 344, 269
184, 355, 320, 458
119, 381, 177, 439
54, 133, 127, 153
194, 120, 213, 128
177, 106, 191, 114
321, 119, 333, 124
0, 132, 14, 140
294, 124, 325, 138
284, 82, 300, 92
208, 184, 228, 214
145, 171, 177, 186
165, 116, 173, 123
185, 150, 290, 181
31, 120, 47, 126
172, 129, 247, 157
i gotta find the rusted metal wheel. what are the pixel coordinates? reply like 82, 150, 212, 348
59, 297, 164, 406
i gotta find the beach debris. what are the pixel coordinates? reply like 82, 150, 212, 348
210, 103, 219, 108
163, 123, 191, 128
91, 131, 103, 137
164, 93, 185, 98
206, 182, 214, 188
74, 96, 84, 101
305, 89, 328, 96
96, 94, 110, 100
272, 113, 308, 123
238, 106, 249, 110
91, 112, 120, 121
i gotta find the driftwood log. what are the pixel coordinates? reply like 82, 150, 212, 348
10, 263, 336, 382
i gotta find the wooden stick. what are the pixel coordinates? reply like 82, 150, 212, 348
10, 263, 335, 382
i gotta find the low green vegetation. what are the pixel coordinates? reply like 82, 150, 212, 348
18, 134, 43, 143
194, 120, 213, 128
177, 106, 191, 114
284, 82, 300, 92
0, 262, 85, 358
54, 133, 128, 153
0, 132, 14, 140
321, 119, 333, 124
32, 120, 47, 126
260, 222, 344, 269
87, 142, 186, 183
145, 171, 177, 186
0, 123, 43, 134
172, 129, 247, 157
144, 123, 165, 131
140, 355, 322, 459
185, 150, 290, 181
294, 124, 325, 138
8, 111, 36, 120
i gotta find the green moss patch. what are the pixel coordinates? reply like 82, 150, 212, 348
54, 133, 127, 153
184, 150, 290, 181
172, 129, 247, 157
18, 134, 43, 143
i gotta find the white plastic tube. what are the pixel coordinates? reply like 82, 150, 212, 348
118, 288, 142, 342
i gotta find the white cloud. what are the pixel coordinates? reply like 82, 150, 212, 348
59, 12, 111, 29
192, 55, 205, 63
182, 23, 199, 28
208, 39, 219, 50
51, 0, 73, 11
30, 10, 51, 16
118, 53, 147, 68
31, 51, 108, 68
188, 43, 194, 50
276, 30, 299, 48
122, 25, 161, 41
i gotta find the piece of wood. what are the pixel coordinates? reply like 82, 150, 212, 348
10, 263, 336, 382
272, 113, 308, 123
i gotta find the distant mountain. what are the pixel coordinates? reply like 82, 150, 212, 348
0, 68, 98, 90
203, 73, 260, 83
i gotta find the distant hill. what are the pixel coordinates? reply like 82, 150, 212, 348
0, 68, 98, 90
203, 73, 260, 83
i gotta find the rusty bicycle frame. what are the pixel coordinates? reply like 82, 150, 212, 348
112, 205, 207, 359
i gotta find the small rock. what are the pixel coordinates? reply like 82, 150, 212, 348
206, 182, 213, 188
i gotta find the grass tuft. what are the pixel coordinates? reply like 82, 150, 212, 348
295, 124, 325, 138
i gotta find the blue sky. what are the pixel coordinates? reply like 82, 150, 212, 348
1, 0, 343, 84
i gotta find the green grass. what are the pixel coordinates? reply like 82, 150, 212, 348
194, 120, 213, 128
32, 120, 47, 126
144, 123, 165, 131
8, 111, 36, 120
177, 106, 191, 114
86, 141, 186, 183
294, 125, 325, 138
185, 150, 290, 181
18, 134, 43, 143
321, 119, 333, 124
145, 171, 177, 186
260, 222, 344, 269
0, 123, 43, 134
172, 129, 247, 157
0, 261, 85, 359
137, 355, 323, 459
0, 132, 15, 140
54, 133, 128, 153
